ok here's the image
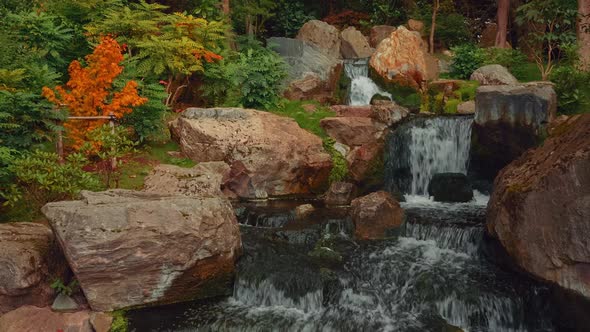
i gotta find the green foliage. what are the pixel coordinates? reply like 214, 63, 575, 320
225, 44, 288, 110
50, 279, 79, 297
449, 44, 486, 79
515, 0, 577, 79
110, 310, 128, 332
367, 0, 408, 26
433, 13, 472, 48
231, 0, 277, 36
323, 138, 349, 183
84, 126, 138, 188
0, 91, 67, 150
550, 45, 590, 115
421, 80, 478, 114
268, 0, 316, 37
87, 1, 227, 77
115, 60, 169, 142
5, 151, 101, 208
4, 11, 75, 73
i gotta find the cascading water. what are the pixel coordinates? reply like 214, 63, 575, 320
344, 58, 391, 106
385, 116, 474, 196
127, 118, 560, 332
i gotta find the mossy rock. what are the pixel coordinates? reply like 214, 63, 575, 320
309, 246, 343, 267
369, 66, 421, 111
335, 70, 351, 104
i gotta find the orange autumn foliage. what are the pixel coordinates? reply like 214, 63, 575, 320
42, 37, 147, 149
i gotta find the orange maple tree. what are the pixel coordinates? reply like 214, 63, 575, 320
42, 36, 147, 148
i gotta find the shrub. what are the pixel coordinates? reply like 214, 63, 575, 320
0, 91, 66, 150
226, 45, 287, 110
5, 150, 102, 208
42, 37, 147, 149
83, 125, 138, 188
550, 45, 590, 115
434, 13, 472, 48
268, 0, 316, 37
449, 44, 486, 79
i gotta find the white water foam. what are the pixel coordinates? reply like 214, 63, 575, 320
406, 117, 473, 195
344, 59, 391, 106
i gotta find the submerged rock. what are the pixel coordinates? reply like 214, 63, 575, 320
0, 222, 67, 314
42, 190, 241, 311
487, 114, 590, 298
428, 173, 473, 203
170, 108, 332, 199
470, 64, 518, 86
295, 204, 315, 220
471, 82, 557, 180
351, 191, 405, 240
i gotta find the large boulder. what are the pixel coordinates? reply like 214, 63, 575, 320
320, 117, 387, 148
470, 64, 518, 86
351, 191, 405, 240
42, 190, 242, 311
487, 114, 590, 298
428, 173, 474, 203
170, 108, 332, 199
370, 26, 437, 89
0, 306, 93, 332
340, 26, 374, 59
268, 37, 343, 104
369, 25, 396, 48
296, 20, 341, 59
471, 82, 557, 180
0, 223, 67, 314
144, 162, 230, 198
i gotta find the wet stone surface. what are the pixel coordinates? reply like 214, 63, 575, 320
128, 198, 558, 332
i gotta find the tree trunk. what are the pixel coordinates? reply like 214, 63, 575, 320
579, 0, 590, 70
222, 0, 230, 15
495, 0, 511, 48
429, 0, 440, 54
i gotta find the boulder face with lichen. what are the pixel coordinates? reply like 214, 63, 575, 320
370, 26, 436, 89
170, 108, 332, 199
42, 190, 242, 312
487, 114, 590, 299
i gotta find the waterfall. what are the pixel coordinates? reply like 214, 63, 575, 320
385, 116, 474, 196
344, 59, 391, 106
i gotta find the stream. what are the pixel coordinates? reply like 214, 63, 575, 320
128, 116, 559, 332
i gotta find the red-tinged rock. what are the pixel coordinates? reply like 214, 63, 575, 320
351, 191, 405, 240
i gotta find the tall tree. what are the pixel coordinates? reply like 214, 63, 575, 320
579, 0, 590, 70
430, 0, 440, 54
495, 0, 511, 48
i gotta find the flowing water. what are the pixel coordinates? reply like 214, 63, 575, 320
345, 58, 391, 106
385, 116, 474, 196
128, 116, 560, 332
